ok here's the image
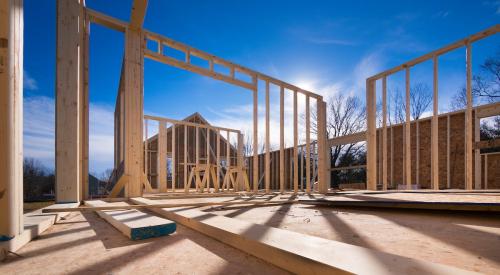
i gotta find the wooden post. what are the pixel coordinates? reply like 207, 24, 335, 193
206, 128, 210, 189
465, 42, 473, 190
122, 28, 144, 197
484, 154, 488, 189
366, 79, 377, 190
416, 121, 420, 185
237, 133, 244, 191
432, 55, 439, 190
56, 0, 86, 202
145, 119, 149, 185
172, 123, 176, 191
405, 67, 412, 190
121, 0, 148, 197
196, 126, 200, 165
293, 90, 299, 193
474, 113, 481, 189
279, 86, 285, 193
390, 127, 394, 187
317, 100, 329, 193
184, 125, 188, 193
226, 131, 230, 169
312, 142, 316, 186
158, 122, 167, 192
382, 77, 388, 190
265, 81, 270, 193
216, 129, 221, 192
447, 115, 450, 189
0, 0, 24, 240
305, 96, 311, 194
253, 76, 259, 193
81, 12, 90, 200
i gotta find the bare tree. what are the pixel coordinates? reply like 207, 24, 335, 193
389, 83, 432, 122
241, 131, 266, 157
410, 83, 432, 119
328, 95, 366, 167
388, 87, 405, 124
481, 116, 500, 140
450, 50, 500, 110
301, 94, 366, 168
24, 158, 55, 200
99, 168, 114, 183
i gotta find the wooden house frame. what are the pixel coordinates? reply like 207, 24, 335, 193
51, 0, 330, 201
2, 1, 500, 271
365, 25, 500, 191
141, 113, 243, 192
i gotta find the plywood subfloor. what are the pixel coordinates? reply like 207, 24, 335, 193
0, 211, 288, 275
322, 190, 500, 203
140, 192, 500, 274
202, 195, 500, 274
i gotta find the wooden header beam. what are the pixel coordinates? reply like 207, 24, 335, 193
129, 0, 148, 30
368, 25, 499, 81
144, 114, 240, 134
86, 8, 127, 32
84, 8, 322, 100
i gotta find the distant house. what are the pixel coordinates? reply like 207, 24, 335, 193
145, 112, 238, 189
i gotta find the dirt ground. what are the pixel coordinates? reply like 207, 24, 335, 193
0, 211, 288, 275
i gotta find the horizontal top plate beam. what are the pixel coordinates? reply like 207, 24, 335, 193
368, 24, 499, 81
85, 8, 323, 100
144, 114, 241, 134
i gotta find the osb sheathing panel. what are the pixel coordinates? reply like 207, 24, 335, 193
449, 113, 466, 189
484, 154, 500, 189
391, 125, 404, 186
376, 110, 487, 189
438, 116, 449, 189
417, 119, 432, 188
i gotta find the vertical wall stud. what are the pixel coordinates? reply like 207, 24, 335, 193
56, 0, 85, 202
405, 67, 412, 190
305, 96, 311, 194
382, 77, 388, 190
0, 0, 24, 240
279, 86, 285, 193
431, 56, 440, 190
465, 42, 473, 190
252, 76, 259, 193
158, 122, 167, 192
293, 90, 299, 193
172, 123, 176, 191
184, 125, 188, 193
366, 79, 377, 190
265, 81, 270, 193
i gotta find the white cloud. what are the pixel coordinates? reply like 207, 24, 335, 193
484, 1, 500, 14
23, 70, 38, 90
24, 96, 55, 169
432, 11, 450, 18
351, 51, 385, 95
23, 96, 115, 174
89, 103, 115, 174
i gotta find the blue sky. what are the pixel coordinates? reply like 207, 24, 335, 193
23, 0, 499, 174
